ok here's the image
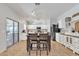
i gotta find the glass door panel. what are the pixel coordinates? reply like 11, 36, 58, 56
14, 22, 19, 43
6, 18, 19, 48
6, 19, 14, 47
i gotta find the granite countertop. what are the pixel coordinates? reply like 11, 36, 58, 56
59, 32, 79, 38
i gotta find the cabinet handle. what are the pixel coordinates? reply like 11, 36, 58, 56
70, 38, 72, 44
66, 37, 68, 42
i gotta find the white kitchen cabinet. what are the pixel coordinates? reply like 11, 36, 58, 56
62, 35, 79, 54
56, 33, 60, 42
56, 33, 65, 44
56, 32, 79, 54
67, 37, 74, 50
58, 19, 65, 28
58, 20, 62, 28
72, 37, 79, 54
64, 36, 70, 48
59, 34, 65, 45
63, 36, 75, 50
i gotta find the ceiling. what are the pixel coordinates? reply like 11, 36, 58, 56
5, 3, 78, 24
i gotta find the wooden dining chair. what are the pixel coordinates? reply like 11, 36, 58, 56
27, 33, 38, 55
39, 34, 49, 55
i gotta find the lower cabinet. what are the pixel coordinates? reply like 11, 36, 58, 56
65, 36, 79, 54
56, 33, 63, 43
64, 36, 70, 48
56, 33, 65, 44
56, 33, 60, 43
72, 37, 79, 54
66, 36, 74, 50
56, 33, 79, 54
59, 34, 63, 44
64, 36, 79, 54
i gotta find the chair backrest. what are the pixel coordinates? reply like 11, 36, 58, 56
39, 34, 49, 41
28, 33, 37, 41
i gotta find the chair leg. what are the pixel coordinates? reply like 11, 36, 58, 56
29, 50, 31, 56
36, 44, 38, 56
36, 49, 38, 56
40, 50, 41, 56
43, 44, 44, 50
46, 45, 49, 56
27, 45, 28, 52
28, 45, 31, 56
47, 50, 48, 56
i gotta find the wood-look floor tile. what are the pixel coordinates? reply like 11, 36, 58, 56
0, 40, 78, 56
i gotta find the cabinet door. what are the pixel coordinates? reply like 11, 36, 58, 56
59, 34, 62, 43
58, 20, 62, 28
70, 37, 72, 44
56, 33, 60, 42
66, 36, 69, 42
65, 17, 71, 28
65, 36, 70, 47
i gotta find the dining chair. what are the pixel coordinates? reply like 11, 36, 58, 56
39, 34, 49, 55
27, 33, 38, 55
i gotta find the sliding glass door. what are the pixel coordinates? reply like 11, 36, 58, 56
6, 18, 19, 48
14, 22, 19, 44
6, 19, 14, 47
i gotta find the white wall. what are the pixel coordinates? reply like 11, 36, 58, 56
0, 4, 22, 53
19, 22, 27, 40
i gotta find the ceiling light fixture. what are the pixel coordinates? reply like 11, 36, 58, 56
35, 3, 40, 6
32, 3, 40, 16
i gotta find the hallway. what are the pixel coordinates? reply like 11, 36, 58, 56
0, 40, 78, 56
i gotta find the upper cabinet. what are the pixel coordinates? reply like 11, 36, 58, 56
58, 17, 72, 29
65, 17, 71, 28
58, 19, 63, 28
64, 17, 73, 32
58, 18, 66, 29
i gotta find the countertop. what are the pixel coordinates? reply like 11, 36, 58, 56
59, 32, 79, 38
